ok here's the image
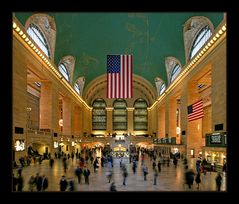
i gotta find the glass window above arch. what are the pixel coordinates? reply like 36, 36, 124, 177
190, 26, 212, 59
170, 64, 181, 83
27, 24, 50, 58
58, 63, 70, 81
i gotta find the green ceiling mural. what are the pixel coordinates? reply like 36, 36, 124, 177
15, 12, 223, 89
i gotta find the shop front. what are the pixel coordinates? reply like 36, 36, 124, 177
202, 132, 227, 172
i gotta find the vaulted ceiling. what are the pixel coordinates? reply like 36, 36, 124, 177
15, 12, 223, 89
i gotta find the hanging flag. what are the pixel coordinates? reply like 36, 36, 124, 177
107, 54, 132, 98
187, 99, 204, 121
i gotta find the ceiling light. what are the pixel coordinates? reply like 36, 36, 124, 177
13, 22, 17, 28
19, 31, 23, 36
210, 40, 214, 44
222, 26, 226, 31
22, 34, 26, 39
216, 33, 220, 38
15, 27, 20, 32
219, 30, 223, 35
213, 37, 217, 41
25, 37, 29, 42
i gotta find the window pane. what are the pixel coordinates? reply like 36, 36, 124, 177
59, 63, 69, 81
27, 24, 50, 58
74, 83, 80, 94
190, 26, 212, 59
170, 64, 181, 82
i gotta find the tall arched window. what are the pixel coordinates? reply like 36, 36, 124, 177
159, 83, 166, 95
113, 99, 127, 130
74, 82, 80, 95
134, 99, 148, 131
92, 99, 107, 130
58, 63, 70, 81
27, 24, 50, 58
170, 64, 181, 82
190, 26, 212, 59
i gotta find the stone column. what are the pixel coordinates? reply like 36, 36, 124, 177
73, 104, 82, 136
169, 97, 177, 138
39, 81, 59, 132
106, 107, 113, 135
13, 37, 28, 162
158, 104, 165, 138
62, 96, 72, 136
211, 42, 226, 132
187, 81, 203, 158
127, 108, 134, 134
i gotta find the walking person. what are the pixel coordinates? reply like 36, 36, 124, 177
83, 166, 91, 184
110, 182, 117, 191
132, 160, 137, 174
17, 174, 24, 192
122, 166, 128, 185
142, 165, 149, 181
215, 172, 222, 191
75, 165, 83, 184
153, 168, 159, 185
13, 173, 18, 192
59, 175, 68, 191
28, 175, 35, 191
195, 172, 201, 190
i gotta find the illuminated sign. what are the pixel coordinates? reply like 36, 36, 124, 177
15, 140, 25, 151
210, 133, 222, 144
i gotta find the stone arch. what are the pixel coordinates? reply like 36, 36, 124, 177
183, 16, 214, 63
165, 56, 182, 84
25, 13, 56, 60
58, 55, 76, 84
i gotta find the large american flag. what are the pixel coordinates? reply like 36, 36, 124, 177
187, 99, 204, 121
107, 54, 132, 98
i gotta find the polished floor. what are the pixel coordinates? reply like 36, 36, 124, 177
13, 152, 226, 192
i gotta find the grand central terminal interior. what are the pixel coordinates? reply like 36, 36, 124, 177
12, 12, 227, 192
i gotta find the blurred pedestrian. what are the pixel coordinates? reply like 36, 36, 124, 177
215, 173, 222, 191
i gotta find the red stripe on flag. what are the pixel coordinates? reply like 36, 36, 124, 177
188, 99, 204, 121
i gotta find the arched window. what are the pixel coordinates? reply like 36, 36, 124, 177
27, 24, 50, 58
170, 64, 181, 82
58, 63, 70, 81
159, 83, 166, 95
113, 99, 127, 130
74, 82, 80, 95
134, 99, 148, 131
92, 99, 107, 130
190, 26, 212, 59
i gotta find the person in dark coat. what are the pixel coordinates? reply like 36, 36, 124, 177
195, 172, 201, 189
110, 182, 117, 191
75, 165, 83, 184
34, 173, 43, 191
215, 173, 222, 191
17, 174, 24, 192
42, 175, 48, 191
59, 175, 68, 191
13, 173, 18, 192
83, 166, 90, 184
69, 180, 75, 191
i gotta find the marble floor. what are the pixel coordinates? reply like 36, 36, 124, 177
13, 153, 226, 192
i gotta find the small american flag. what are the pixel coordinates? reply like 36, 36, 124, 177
187, 99, 204, 121
107, 54, 132, 98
